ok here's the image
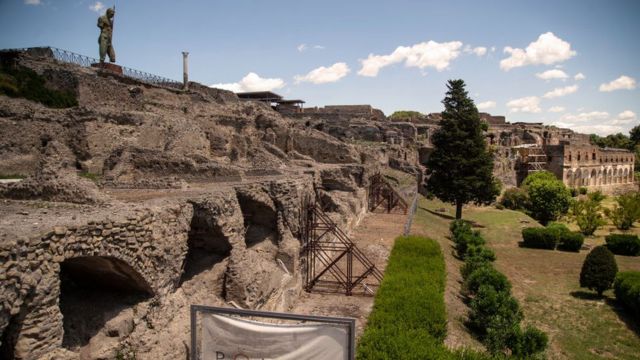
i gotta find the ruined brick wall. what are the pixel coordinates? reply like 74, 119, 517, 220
552, 144, 635, 192
0, 203, 193, 359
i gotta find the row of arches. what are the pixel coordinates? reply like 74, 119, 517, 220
565, 167, 634, 187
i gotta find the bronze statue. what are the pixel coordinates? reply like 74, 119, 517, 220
97, 7, 116, 63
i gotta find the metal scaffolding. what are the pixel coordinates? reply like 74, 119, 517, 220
300, 198, 382, 296
368, 173, 408, 214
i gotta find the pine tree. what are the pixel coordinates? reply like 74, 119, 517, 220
426, 79, 500, 219
580, 245, 618, 296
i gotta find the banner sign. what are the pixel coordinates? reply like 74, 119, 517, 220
191, 305, 355, 360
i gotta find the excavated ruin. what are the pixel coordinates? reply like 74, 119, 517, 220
0, 51, 387, 360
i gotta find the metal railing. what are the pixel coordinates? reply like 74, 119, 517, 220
0, 46, 183, 90
403, 192, 419, 236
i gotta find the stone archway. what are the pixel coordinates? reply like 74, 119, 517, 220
590, 169, 597, 186
59, 256, 153, 351
566, 169, 574, 187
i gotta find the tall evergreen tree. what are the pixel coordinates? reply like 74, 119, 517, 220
426, 80, 500, 219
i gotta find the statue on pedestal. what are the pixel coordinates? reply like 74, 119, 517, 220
97, 7, 116, 63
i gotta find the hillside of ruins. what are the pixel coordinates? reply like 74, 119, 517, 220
0, 45, 636, 360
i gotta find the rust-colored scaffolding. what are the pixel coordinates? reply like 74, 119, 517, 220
368, 173, 408, 214
300, 199, 382, 296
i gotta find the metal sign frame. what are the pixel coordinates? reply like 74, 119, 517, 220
190, 305, 356, 360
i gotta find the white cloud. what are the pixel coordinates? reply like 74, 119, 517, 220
464, 45, 487, 57
473, 47, 487, 56
617, 110, 636, 121
476, 101, 496, 110
548, 106, 565, 113
210, 72, 285, 93
294, 62, 350, 84
543, 84, 578, 99
500, 32, 576, 71
89, 1, 105, 13
569, 124, 625, 136
358, 40, 463, 77
599, 75, 637, 92
24, 0, 41, 5
298, 44, 325, 52
536, 69, 568, 80
612, 110, 637, 125
552, 110, 636, 135
559, 111, 609, 123
490, 46, 496, 53
574, 72, 586, 81
507, 96, 541, 113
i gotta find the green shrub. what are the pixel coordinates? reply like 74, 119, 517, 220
614, 271, 640, 321
510, 326, 549, 358
464, 266, 511, 296
450, 219, 472, 239
460, 256, 493, 281
579, 187, 588, 195
521, 227, 557, 250
605, 234, 640, 256
455, 231, 485, 259
465, 245, 495, 262
570, 197, 606, 236
605, 193, 640, 230
0, 64, 77, 108
468, 285, 522, 333
580, 246, 618, 296
499, 187, 529, 210
570, 188, 579, 197
523, 171, 571, 225
557, 231, 584, 252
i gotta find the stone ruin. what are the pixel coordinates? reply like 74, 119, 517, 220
285, 103, 635, 192
0, 47, 635, 359
0, 50, 383, 359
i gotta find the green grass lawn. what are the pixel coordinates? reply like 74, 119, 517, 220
413, 197, 640, 360
357, 235, 490, 360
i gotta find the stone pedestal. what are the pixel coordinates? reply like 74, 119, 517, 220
91, 62, 123, 75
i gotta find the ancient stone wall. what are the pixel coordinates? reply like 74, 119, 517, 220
547, 144, 635, 192
0, 203, 192, 359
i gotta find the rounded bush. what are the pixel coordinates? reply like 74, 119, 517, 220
605, 234, 640, 256
580, 245, 618, 296
557, 232, 584, 252
461, 256, 493, 281
521, 227, 557, 250
468, 284, 522, 335
500, 187, 529, 210
511, 326, 549, 357
614, 271, 640, 321
465, 266, 511, 295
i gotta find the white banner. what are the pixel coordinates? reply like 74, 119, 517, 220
200, 313, 350, 360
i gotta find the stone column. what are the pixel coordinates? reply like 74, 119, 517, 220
182, 51, 189, 90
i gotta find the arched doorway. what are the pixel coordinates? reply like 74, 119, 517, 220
59, 256, 152, 351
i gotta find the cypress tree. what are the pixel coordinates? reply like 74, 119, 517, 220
426, 79, 500, 219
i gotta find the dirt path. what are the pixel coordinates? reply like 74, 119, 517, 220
289, 211, 407, 338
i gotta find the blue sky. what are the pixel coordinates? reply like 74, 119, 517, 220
1, 0, 639, 135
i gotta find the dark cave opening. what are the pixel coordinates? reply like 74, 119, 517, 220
59, 256, 152, 351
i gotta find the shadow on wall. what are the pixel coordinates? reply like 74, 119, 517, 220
59, 256, 152, 351
179, 206, 232, 286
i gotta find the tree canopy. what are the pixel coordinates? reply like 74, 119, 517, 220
426, 79, 500, 219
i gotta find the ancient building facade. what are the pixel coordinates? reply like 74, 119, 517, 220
546, 144, 635, 191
